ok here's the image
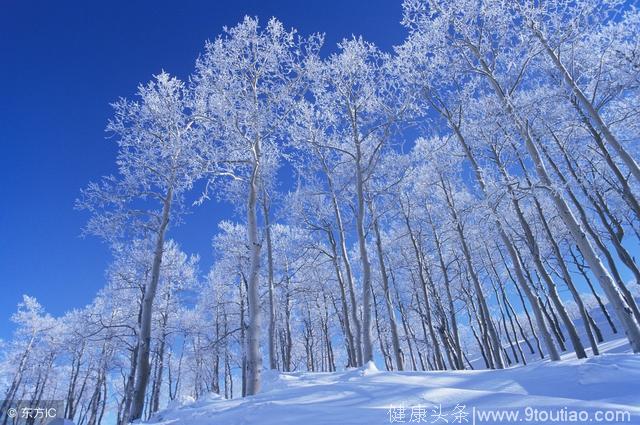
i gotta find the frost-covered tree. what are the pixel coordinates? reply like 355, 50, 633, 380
296, 37, 417, 364
77, 72, 202, 421
0, 296, 58, 418
191, 17, 321, 394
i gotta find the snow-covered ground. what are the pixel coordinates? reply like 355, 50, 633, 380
144, 338, 640, 425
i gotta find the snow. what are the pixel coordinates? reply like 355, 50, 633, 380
144, 339, 640, 425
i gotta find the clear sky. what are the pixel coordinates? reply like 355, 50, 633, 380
0, 0, 406, 340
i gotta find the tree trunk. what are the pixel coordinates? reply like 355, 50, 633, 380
403, 210, 446, 370
284, 287, 293, 372
484, 250, 528, 363
512, 147, 600, 356
495, 244, 543, 358
549, 121, 640, 285
239, 272, 248, 398
390, 268, 411, 370
327, 228, 357, 367
355, 141, 374, 364
571, 98, 640, 220
320, 157, 363, 366
428, 208, 464, 369
489, 275, 520, 364
528, 124, 640, 351
370, 202, 404, 370
538, 214, 600, 356
464, 293, 490, 368
569, 247, 618, 334
371, 287, 392, 370
245, 150, 263, 395
150, 326, 168, 412
543, 135, 640, 326
262, 194, 278, 370
0, 332, 36, 421
129, 188, 173, 421
321, 291, 336, 372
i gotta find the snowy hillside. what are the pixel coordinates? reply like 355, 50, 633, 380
145, 339, 640, 425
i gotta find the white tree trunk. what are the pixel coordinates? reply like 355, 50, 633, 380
370, 204, 404, 370
129, 187, 173, 421
245, 148, 263, 395
321, 158, 363, 366
327, 228, 358, 367
403, 209, 446, 370
355, 142, 374, 364
429, 211, 464, 369
262, 195, 277, 370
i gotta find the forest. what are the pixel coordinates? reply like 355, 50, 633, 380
1, 0, 640, 424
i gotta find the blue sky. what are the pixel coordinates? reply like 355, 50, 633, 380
0, 0, 406, 340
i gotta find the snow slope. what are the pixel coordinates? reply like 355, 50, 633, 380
144, 340, 640, 425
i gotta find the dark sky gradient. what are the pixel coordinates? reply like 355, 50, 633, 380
0, 0, 406, 339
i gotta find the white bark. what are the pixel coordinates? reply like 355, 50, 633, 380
370, 203, 404, 370
130, 188, 173, 421
262, 195, 277, 370
321, 158, 363, 365
245, 146, 263, 395
428, 210, 463, 369
355, 141, 374, 364
403, 207, 446, 370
